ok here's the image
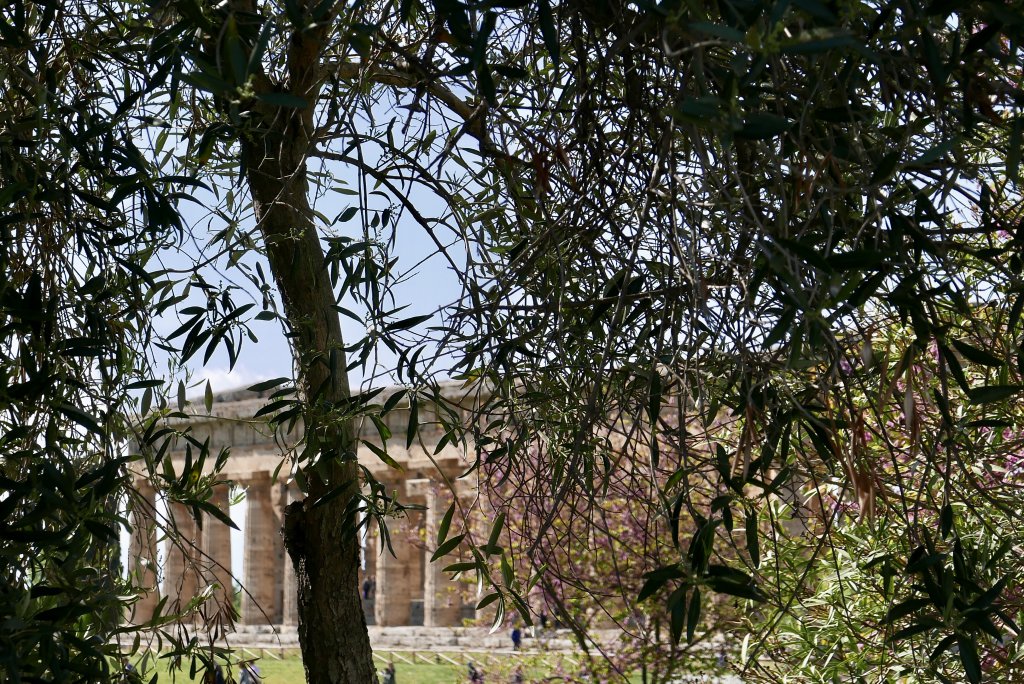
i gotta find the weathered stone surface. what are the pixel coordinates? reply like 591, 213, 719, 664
243, 471, 283, 624
165, 501, 201, 616
201, 483, 233, 621
126, 480, 160, 624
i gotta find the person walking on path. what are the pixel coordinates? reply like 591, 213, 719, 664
239, 662, 261, 684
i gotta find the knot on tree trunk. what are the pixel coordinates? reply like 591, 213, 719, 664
283, 498, 307, 562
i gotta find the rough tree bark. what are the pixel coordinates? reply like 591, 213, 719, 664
242, 132, 376, 681
232, 7, 378, 683
194, 0, 497, 677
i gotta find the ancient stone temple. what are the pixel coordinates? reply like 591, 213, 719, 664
125, 381, 484, 629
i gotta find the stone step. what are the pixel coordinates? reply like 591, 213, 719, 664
211, 626, 584, 652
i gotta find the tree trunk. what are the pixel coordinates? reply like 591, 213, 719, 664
240, 74, 378, 683
187, 0, 377, 676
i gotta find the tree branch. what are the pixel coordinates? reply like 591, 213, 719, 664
328, 60, 494, 152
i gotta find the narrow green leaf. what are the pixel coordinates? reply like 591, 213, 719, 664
486, 511, 505, 555
689, 21, 744, 42
951, 338, 1004, 367
500, 553, 514, 585
371, 415, 392, 442
253, 399, 295, 418
686, 587, 701, 643
670, 587, 686, 644
537, 0, 559, 65
638, 565, 685, 602
884, 597, 932, 624
386, 314, 432, 332
745, 508, 760, 568
870, 150, 901, 184
406, 397, 419, 448
940, 503, 953, 539
490, 599, 506, 633
195, 499, 239, 530
930, 634, 957, 662
141, 387, 153, 417
362, 439, 403, 471
781, 33, 858, 54
705, 576, 768, 602
888, 617, 943, 641
938, 343, 971, 393
476, 592, 499, 610
968, 384, 1023, 404
126, 379, 164, 390
1008, 116, 1022, 184
957, 636, 982, 684
247, 19, 275, 74
247, 377, 291, 392
477, 63, 496, 105
430, 533, 465, 562
181, 70, 231, 95
436, 501, 456, 547
443, 561, 478, 573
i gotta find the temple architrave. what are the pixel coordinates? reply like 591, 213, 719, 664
125, 381, 485, 629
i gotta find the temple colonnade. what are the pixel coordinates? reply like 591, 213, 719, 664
125, 382, 481, 629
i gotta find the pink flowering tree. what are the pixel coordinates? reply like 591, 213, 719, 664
433, 3, 1024, 681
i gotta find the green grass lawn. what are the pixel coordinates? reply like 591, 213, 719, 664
132, 650, 595, 683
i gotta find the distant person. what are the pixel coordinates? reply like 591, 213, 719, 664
539, 612, 548, 630
202, 664, 225, 684
382, 662, 396, 684
510, 625, 522, 651
240, 662, 261, 684
362, 576, 372, 600
119, 658, 141, 684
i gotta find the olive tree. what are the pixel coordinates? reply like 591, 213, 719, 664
10, 0, 1024, 681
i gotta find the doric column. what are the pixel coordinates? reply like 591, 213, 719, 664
127, 479, 161, 624
200, 483, 234, 621
281, 481, 300, 626
165, 501, 200, 615
374, 478, 425, 626
242, 471, 283, 624
360, 519, 377, 625
422, 483, 464, 626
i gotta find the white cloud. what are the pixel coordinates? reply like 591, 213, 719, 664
190, 363, 268, 395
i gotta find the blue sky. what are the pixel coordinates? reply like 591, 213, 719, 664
156, 143, 471, 397
135, 103, 477, 588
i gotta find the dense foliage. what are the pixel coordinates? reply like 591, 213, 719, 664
5, 0, 1024, 680
0, 0, 190, 679
438, 1, 1024, 682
